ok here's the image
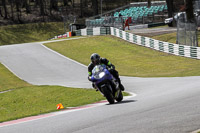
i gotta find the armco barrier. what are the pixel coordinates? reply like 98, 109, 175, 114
75, 27, 110, 36
110, 27, 200, 60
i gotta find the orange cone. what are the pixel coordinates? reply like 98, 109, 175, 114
57, 103, 64, 110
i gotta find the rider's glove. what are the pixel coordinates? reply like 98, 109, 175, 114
108, 65, 115, 71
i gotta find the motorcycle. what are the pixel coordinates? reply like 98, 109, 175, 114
90, 64, 123, 104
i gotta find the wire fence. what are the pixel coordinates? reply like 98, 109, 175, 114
177, 21, 198, 47
176, 0, 199, 47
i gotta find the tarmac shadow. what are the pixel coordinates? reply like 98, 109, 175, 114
115, 100, 137, 104
106, 100, 137, 105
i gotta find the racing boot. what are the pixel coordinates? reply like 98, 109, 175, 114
119, 83, 125, 91
117, 77, 125, 91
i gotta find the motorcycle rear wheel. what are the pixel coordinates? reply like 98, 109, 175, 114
116, 90, 123, 102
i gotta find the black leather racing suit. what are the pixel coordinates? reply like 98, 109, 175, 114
88, 58, 122, 88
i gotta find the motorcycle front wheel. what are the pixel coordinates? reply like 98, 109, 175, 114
102, 86, 115, 104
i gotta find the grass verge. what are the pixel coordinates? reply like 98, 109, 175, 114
0, 22, 66, 46
151, 31, 200, 46
152, 32, 177, 44
0, 86, 107, 122
0, 63, 31, 92
0, 62, 129, 122
45, 35, 200, 77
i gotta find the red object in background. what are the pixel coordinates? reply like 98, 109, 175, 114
128, 17, 132, 23
124, 18, 130, 30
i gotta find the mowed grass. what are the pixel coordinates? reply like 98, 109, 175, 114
0, 22, 66, 46
152, 32, 177, 44
0, 62, 128, 122
45, 35, 200, 77
0, 85, 105, 122
0, 63, 106, 122
0, 63, 31, 92
151, 31, 200, 46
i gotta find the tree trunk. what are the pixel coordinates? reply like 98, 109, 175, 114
63, 0, 68, 6
16, 0, 20, 12
2, 0, 8, 19
185, 0, 194, 22
166, 0, 174, 18
15, 0, 22, 22
91, 0, 98, 15
80, 0, 83, 17
9, 0, 14, 20
24, 0, 31, 13
39, 0, 45, 16
148, 0, 151, 8
50, 0, 52, 15
0, 6, 4, 17
35, 0, 40, 7
50, 0, 58, 10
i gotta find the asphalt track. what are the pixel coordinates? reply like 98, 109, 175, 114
0, 38, 200, 133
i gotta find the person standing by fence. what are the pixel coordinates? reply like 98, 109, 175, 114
123, 17, 130, 30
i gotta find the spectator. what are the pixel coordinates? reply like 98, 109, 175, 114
123, 18, 130, 30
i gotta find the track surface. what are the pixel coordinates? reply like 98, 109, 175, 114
0, 39, 200, 133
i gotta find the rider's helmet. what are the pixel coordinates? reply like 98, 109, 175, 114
90, 53, 100, 65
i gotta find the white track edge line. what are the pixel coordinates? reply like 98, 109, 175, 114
40, 44, 87, 68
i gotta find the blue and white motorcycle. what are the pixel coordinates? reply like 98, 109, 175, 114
90, 64, 123, 104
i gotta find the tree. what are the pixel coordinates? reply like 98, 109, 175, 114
147, 0, 151, 8
8, 0, 14, 20
0, 3, 4, 17
166, 0, 174, 18
80, 0, 83, 17
2, 0, 8, 19
91, 0, 98, 15
63, 0, 68, 6
39, 0, 45, 16
50, 0, 58, 10
15, 0, 23, 23
23, 0, 31, 13
185, 0, 194, 22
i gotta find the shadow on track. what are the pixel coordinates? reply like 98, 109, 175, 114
106, 100, 137, 105
116, 100, 137, 104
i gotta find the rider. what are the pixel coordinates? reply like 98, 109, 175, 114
88, 53, 125, 91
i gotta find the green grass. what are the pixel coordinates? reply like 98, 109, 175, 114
151, 31, 200, 46
152, 32, 177, 44
0, 22, 66, 46
45, 35, 200, 77
0, 63, 31, 92
0, 85, 107, 122
0, 62, 129, 122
